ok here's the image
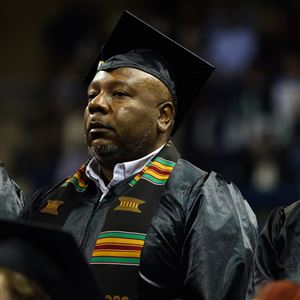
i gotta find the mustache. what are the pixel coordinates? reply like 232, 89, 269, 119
87, 120, 113, 132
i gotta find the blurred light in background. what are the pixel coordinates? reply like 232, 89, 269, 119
1, 0, 300, 229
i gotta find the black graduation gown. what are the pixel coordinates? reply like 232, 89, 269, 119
255, 200, 300, 289
20, 159, 258, 300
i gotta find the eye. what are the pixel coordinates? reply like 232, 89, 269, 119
87, 92, 97, 101
113, 91, 129, 98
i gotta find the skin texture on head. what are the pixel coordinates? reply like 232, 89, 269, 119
84, 67, 175, 181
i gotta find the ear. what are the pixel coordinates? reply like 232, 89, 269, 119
157, 102, 175, 133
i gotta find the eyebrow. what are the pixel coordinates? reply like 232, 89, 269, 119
88, 79, 133, 90
88, 78, 149, 93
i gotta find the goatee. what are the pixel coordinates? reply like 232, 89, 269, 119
88, 144, 123, 163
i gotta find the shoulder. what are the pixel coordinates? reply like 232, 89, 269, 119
283, 200, 300, 228
256, 206, 285, 255
168, 159, 257, 229
255, 201, 300, 265
264, 200, 300, 247
171, 158, 247, 195
260, 200, 300, 242
254, 200, 300, 285
171, 158, 248, 205
168, 158, 208, 186
165, 159, 207, 207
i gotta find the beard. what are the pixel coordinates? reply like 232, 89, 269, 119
88, 139, 146, 165
88, 143, 124, 162
87, 124, 155, 165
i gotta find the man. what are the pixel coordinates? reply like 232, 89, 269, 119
20, 11, 258, 300
255, 200, 300, 289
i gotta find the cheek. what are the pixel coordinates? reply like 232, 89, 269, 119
118, 106, 156, 128
120, 111, 157, 140
83, 107, 89, 130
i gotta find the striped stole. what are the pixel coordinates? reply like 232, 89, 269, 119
91, 231, 146, 266
90, 141, 180, 299
61, 164, 89, 192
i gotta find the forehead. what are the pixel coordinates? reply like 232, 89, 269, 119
90, 67, 160, 87
89, 67, 173, 96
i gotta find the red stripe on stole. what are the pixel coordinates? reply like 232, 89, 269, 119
94, 245, 143, 251
148, 165, 171, 175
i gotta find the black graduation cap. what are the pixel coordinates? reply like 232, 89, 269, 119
85, 10, 214, 134
0, 219, 103, 300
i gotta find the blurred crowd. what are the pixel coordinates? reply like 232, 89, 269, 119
1, 0, 300, 227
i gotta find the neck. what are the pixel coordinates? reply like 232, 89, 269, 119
100, 165, 114, 182
95, 141, 168, 182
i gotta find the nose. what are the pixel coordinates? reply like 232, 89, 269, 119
87, 93, 110, 115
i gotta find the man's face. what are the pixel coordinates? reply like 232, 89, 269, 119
84, 67, 172, 165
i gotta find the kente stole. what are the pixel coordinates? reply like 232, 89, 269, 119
91, 141, 180, 299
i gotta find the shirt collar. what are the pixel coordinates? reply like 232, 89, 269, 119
86, 145, 164, 193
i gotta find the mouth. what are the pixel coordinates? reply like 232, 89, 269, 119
87, 121, 114, 141
87, 120, 112, 132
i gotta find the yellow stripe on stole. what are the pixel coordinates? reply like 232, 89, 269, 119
72, 173, 88, 187
144, 169, 170, 180
151, 161, 174, 171
96, 238, 145, 246
92, 251, 141, 258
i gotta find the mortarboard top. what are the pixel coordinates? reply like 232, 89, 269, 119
85, 10, 214, 134
0, 219, 103, 300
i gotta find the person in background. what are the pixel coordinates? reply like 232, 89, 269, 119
254, 280, 300, 300
0, 219, 103, 300
19, 10, 257, 300
255, 199, 300, 290
0, 162, 24, 219
0, 267, 52, 300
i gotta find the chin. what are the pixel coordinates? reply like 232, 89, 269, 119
88, 143, 123, 161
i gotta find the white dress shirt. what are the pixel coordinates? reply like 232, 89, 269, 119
86, 145, 164, 202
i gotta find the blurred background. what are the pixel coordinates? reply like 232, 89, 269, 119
1, 0, 300, 229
